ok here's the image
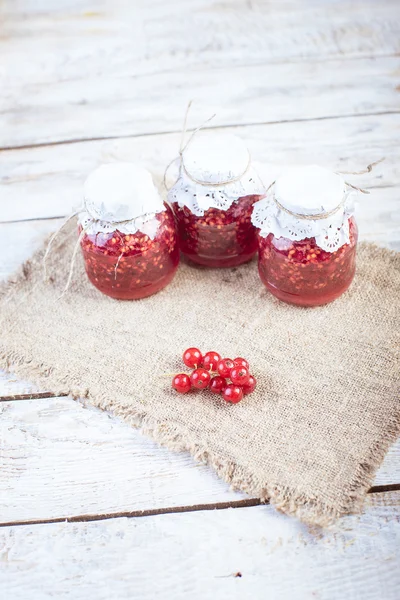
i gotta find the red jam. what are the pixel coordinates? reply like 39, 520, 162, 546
80, 204, 179, 299
258, 217, 358, 306
172, 195, 262, 268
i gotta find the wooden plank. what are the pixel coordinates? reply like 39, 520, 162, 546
0, 219, 62, 281
2, 55, 400, 147
1, 492, 399, 600
0, 113, 398, 222
2, 0, 399, 89
0, 397, 398, 524
356, 186, 400, 252
0, 397, 243, 524
0, 371, 40, 399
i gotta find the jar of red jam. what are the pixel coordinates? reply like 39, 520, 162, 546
168, 133, 265, 268
78, 163, 179, 300
252, 165, 358, 306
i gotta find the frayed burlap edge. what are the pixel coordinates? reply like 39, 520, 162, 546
1, 241, 400, 527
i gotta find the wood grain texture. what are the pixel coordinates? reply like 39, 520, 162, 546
0, 396, 399, 524
0, 371, 40, 399
2, 0, 399, 86
0, 219, 63, 281
0, 397, 243, 524
1, 493, 399, 600
1, 113, 398, 223
1, 55, 400, 147
1, 0, 400, 147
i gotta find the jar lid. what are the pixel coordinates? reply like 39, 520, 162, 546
251, 164, 356, 253
84, 163, 165, 223
274, 165, 346, 217
182, 133, 250, 185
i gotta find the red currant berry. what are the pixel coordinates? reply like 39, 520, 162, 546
242, 374, 257, 395
190, 368, 211, 389
172, 374, 192, 394
223, 384, 243, 404
183, 347, 202, 369
202, 351, 221, 371
233, 357, 249, 370
209, 376, 226, 394
230, 366, 250, 386
217, 358, 234, 378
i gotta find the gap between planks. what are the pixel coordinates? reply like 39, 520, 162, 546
1, 109, 399, 153
0, 392, 68, 401
2, 487, 400, 529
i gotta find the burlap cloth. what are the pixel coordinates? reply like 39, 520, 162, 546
1, 220, 399, 525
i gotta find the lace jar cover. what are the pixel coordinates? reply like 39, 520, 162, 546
167, 133, 265, 214
78, 162, 167, 238
251, 165, 357, 253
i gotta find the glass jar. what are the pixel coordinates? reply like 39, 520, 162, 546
252, 165, 358, 306
79, 163, 179, 300
168, 133, 265, 268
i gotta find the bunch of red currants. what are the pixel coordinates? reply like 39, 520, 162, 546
172, 348, 257, 404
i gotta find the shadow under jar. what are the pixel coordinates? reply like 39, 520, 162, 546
252, 165, 359, 307
79, 163, 179, 300
168, 133, 265, 268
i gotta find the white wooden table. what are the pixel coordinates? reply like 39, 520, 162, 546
1, 1, 400, 598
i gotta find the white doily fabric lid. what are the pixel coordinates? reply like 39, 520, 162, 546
168, 133, 265, 216
84, 163, 164, 222
274, 165, 346, 216
251, 165, 357, 253
79, 163, 166, 238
